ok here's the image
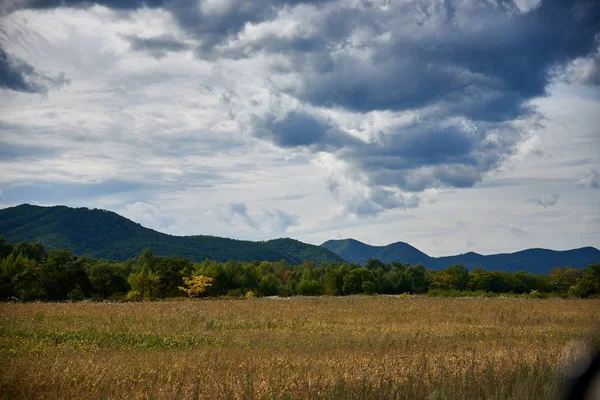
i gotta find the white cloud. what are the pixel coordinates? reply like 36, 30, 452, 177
0, 1, 599, 256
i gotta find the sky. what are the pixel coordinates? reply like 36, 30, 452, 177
0, 0, 598, 256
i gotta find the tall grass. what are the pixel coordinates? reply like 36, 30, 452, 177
1, 297, 598, 399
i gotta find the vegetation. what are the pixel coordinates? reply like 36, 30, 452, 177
0, 297, 598, 399
1, 238, 599, 301
0, 204, 344, 264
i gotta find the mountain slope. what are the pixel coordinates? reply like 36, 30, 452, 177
322, 239, 432, 265
0, 204, 345, 264
322, 239, 600, 274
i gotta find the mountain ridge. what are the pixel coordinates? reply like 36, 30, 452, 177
0, 204, 345, 264
1, 204, 598, 273
321, 238, 600, 274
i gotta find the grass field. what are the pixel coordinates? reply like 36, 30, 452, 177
1, 296, 599, 399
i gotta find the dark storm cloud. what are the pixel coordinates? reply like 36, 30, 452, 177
276, 0, 600, 120
4, 0, 599, 218
0, 47, 67, 93
165, 0, 333, 56
125, 34, 190, 59
233, 0, 599, 215
251, 111, 331, 148
4, 0, 333, 53
3, 0, 165, 13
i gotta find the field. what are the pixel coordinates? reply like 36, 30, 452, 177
1, 297, 599, 399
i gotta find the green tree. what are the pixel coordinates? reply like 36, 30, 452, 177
550, 267, 581, 293
361, 280, 376, 295
297, 279, 322, 296
41, 250, 92, 300
88, 261, 130, 298
569, 263, 600, 298
0, 253, 36, 299
343, 268, 375, 295
13, 242, 46, 263
0, 237, 13, 260
258, 273, 281, 296
406, 264, 428, 293
432, 265, 470, 291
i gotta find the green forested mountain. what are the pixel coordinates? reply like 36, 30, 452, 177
2, 204, 598, 274
321, 239, 600, 274
0, 204, 345, 264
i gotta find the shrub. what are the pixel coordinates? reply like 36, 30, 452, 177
125, 290, 142, 301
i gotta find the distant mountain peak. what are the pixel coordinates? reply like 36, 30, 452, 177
322, 238, 600, 274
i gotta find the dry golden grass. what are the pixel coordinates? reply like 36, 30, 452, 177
1, 296, 599, 399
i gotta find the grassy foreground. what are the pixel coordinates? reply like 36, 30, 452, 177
1, 297, 599, 399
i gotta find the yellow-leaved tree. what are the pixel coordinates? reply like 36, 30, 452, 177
179, 275, 213, 298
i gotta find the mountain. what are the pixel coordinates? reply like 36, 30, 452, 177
322, 239, 600, 274
0, 204, 345, 264
321, 239, 432, 266
3, 204, 598, 273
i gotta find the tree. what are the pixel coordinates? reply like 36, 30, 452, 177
343, 268, 375, 295
550, 267, 581, 293
297, 279, 322, 296
0, 237, 13, 260
0, 253, 36, 299
41, 250, 92, 300
13, 242, 46, 263
362, 280, 376, 295
406, 264, 428, 293
88, 262, 129, 298
154, 257, 193, 299
432, 265, 470, 291
258, 273, 280, 296
569, 263, 600, 298
179, 275, 213, 298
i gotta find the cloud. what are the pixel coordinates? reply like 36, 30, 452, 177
0, 47, 68, 93
508, 225, 529, 238
219, 0, 598, 215
124, 34, 190, 59
257, 1, 599, 117
431, 237, 444, 247
2, 0, 165, 14
572, 52, 600, 86
120, 201, 171, 230
1, 0, 599, 223
578, 169, 600, 189
0, 179, 145, 204
0, 140, 63, 160
525, 193, 559, 208
223, 203, 299, 233
250, 110, 331, 148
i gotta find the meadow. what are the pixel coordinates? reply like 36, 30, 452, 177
1, 296, 599, 399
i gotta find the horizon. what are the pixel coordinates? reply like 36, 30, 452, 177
1, 0, 599, 257
2, 203, 598, 257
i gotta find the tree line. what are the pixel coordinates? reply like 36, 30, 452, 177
1, 238, 598, 301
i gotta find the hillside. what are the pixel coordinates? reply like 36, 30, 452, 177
321, 239, 600, 274
321, 239, 433, 266
0, 204, 345, 264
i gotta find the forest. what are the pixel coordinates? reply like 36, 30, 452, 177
1, 237, 599, 301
